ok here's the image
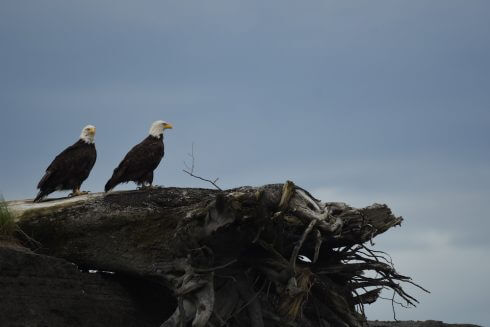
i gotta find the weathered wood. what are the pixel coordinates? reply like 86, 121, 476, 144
0, 244, 175, 327
7, 182, 418, 327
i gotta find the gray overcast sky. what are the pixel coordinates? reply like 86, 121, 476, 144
1, 1, 489, 325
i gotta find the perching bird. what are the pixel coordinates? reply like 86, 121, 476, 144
104, 120, 173, 192
34, 125, 97, 202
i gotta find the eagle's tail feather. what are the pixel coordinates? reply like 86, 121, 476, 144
37, 171, 52, 189
104, 176, 118, 192
33, 190, 47, 203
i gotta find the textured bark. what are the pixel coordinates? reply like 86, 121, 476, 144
6, 183, 424, 327
0, 243, 175, 327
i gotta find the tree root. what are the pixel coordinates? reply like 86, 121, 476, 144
143, 182, 427, 326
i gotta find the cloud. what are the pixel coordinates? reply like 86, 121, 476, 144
312, 182, 490, 247
365, 244, 490, 324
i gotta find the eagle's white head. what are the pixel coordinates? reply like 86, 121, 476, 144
149, 120, 173, 138
80, 125, 96, 144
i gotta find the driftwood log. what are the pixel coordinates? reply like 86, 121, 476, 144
7, 182, 426, 327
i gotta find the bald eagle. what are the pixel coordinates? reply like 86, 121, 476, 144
34, 125, 97, 202
105, 120, 173, 192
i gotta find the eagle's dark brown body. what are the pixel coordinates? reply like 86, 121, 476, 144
105, 135, 164, 191
34, 139, 97, 202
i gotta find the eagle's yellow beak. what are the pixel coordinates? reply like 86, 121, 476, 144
163, 122, 173, 129
89, 127, 96, 134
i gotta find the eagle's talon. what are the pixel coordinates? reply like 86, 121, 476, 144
69, 190, 89, 197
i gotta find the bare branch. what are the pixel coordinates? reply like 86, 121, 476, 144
194, 259, 238, 273
182, 143, 223, 191
290, 219, 317, 273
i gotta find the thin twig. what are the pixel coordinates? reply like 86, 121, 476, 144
183, 142, 223, 191
194, 259, 238, 273
391, 290, 398, 321
379, 295, 410, 308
